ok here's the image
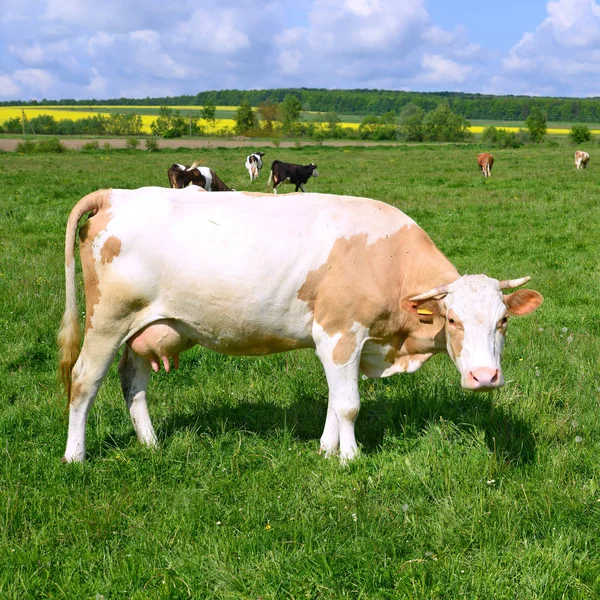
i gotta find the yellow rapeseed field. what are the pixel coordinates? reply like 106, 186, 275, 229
2, 106, 599, 136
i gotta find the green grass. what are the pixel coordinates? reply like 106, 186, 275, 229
1, 144, 600, 598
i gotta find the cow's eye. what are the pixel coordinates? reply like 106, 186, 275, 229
499, 316, 508, 327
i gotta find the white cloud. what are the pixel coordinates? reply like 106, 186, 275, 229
417, 54, 473, 84
13, 69, 55, 93
0, 74, 21, 97
498, 0, 600, 96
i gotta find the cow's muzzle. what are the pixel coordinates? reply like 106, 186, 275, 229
463, 367, 504, 392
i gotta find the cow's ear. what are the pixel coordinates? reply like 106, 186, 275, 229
504, 289, 544, 316
401, 297, 442, 323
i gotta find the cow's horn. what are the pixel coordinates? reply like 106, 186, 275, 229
498, 276, 531, 290
409, 285, 450, 302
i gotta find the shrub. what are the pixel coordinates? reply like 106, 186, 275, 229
125, 138, 140, 150
16, 138, 66, 154
481, 126, 522, 148
81, 141, 100, 152
569, 124, 591, 145
36, 138, 67, 153
145, 138, 159, 152
162, 128, 182, 139
16, 140, 37, 154
103, 142, 112, 151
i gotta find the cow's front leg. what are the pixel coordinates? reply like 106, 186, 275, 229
118, 346, 157, 448
299, 183, 307, 192
313, 322, 366, 463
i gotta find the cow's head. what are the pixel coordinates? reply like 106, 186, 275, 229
405, 274, 543, 391
308, 163, 319, 177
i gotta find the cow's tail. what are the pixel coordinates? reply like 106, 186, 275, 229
266, 169, 273, 191
57, 189, 110, 403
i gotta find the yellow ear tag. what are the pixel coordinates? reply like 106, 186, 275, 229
417, 308, 433, 316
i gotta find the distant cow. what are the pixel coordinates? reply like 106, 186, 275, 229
267, 160, 318, 193
477, 153, 494, 177
245, 152, 266, 181
575, 150, 590, 169
167, 161, 232, 191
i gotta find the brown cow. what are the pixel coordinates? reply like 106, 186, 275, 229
477, 153, 494, 178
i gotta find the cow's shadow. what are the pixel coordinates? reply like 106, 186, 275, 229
97, 371, 536, 466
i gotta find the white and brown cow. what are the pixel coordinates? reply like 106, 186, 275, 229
575, 150, 590, 169
477, 153, 494, 177
58, 188, 543, 463
245, 152, 266, 181
167, 161, 232, 191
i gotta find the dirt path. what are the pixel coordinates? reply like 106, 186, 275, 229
0, 137, 407, 152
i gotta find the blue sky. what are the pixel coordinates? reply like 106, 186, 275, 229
1, 0, 600, 101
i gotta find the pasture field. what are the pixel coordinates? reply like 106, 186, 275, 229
1, 144, 600, 598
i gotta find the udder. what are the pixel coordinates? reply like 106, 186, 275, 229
127, 320, 195, 372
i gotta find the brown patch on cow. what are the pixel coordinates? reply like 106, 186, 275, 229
100, 235, 121, 264
70, 381, 82, 404
333, 331, 357, 365
78, 205, 113, 331
298, 226, 459, 364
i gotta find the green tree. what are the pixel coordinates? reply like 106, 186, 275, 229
525, 106, 547, 143
234, 100, 257, 134
422, 103, 471, 142
281, 94, 302, 134
150, 106, 186, 138
106, 113, 143, 136
569, 123, 591, 145
201, 103, 216, 125
257, 100, 280, 131
398, 103, 425, 141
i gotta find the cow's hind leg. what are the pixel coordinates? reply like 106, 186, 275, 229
118, 346, 157, 448
63, 330, 124, 463
313, 322, 366, 463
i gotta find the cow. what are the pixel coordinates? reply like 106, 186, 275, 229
245, 151, 266, 181
575, 150, 590, 170
477, 153, 494, 177
167, 160, 232, 191
58, 187, 543, 463
267, 160, 318, 193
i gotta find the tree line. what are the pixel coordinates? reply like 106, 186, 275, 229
3, 88, 600, 122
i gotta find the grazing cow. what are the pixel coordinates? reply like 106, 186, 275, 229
575, 150, 590, 169
167, 160, 232, 191
58, 187, 543, 463
477, 153, 494, 177
267, 160, 318, 193
245, 151, 266, 181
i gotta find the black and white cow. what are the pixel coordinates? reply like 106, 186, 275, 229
245, 151, 266, 181
267, 160, 318, 193
167, 161, 233, 191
